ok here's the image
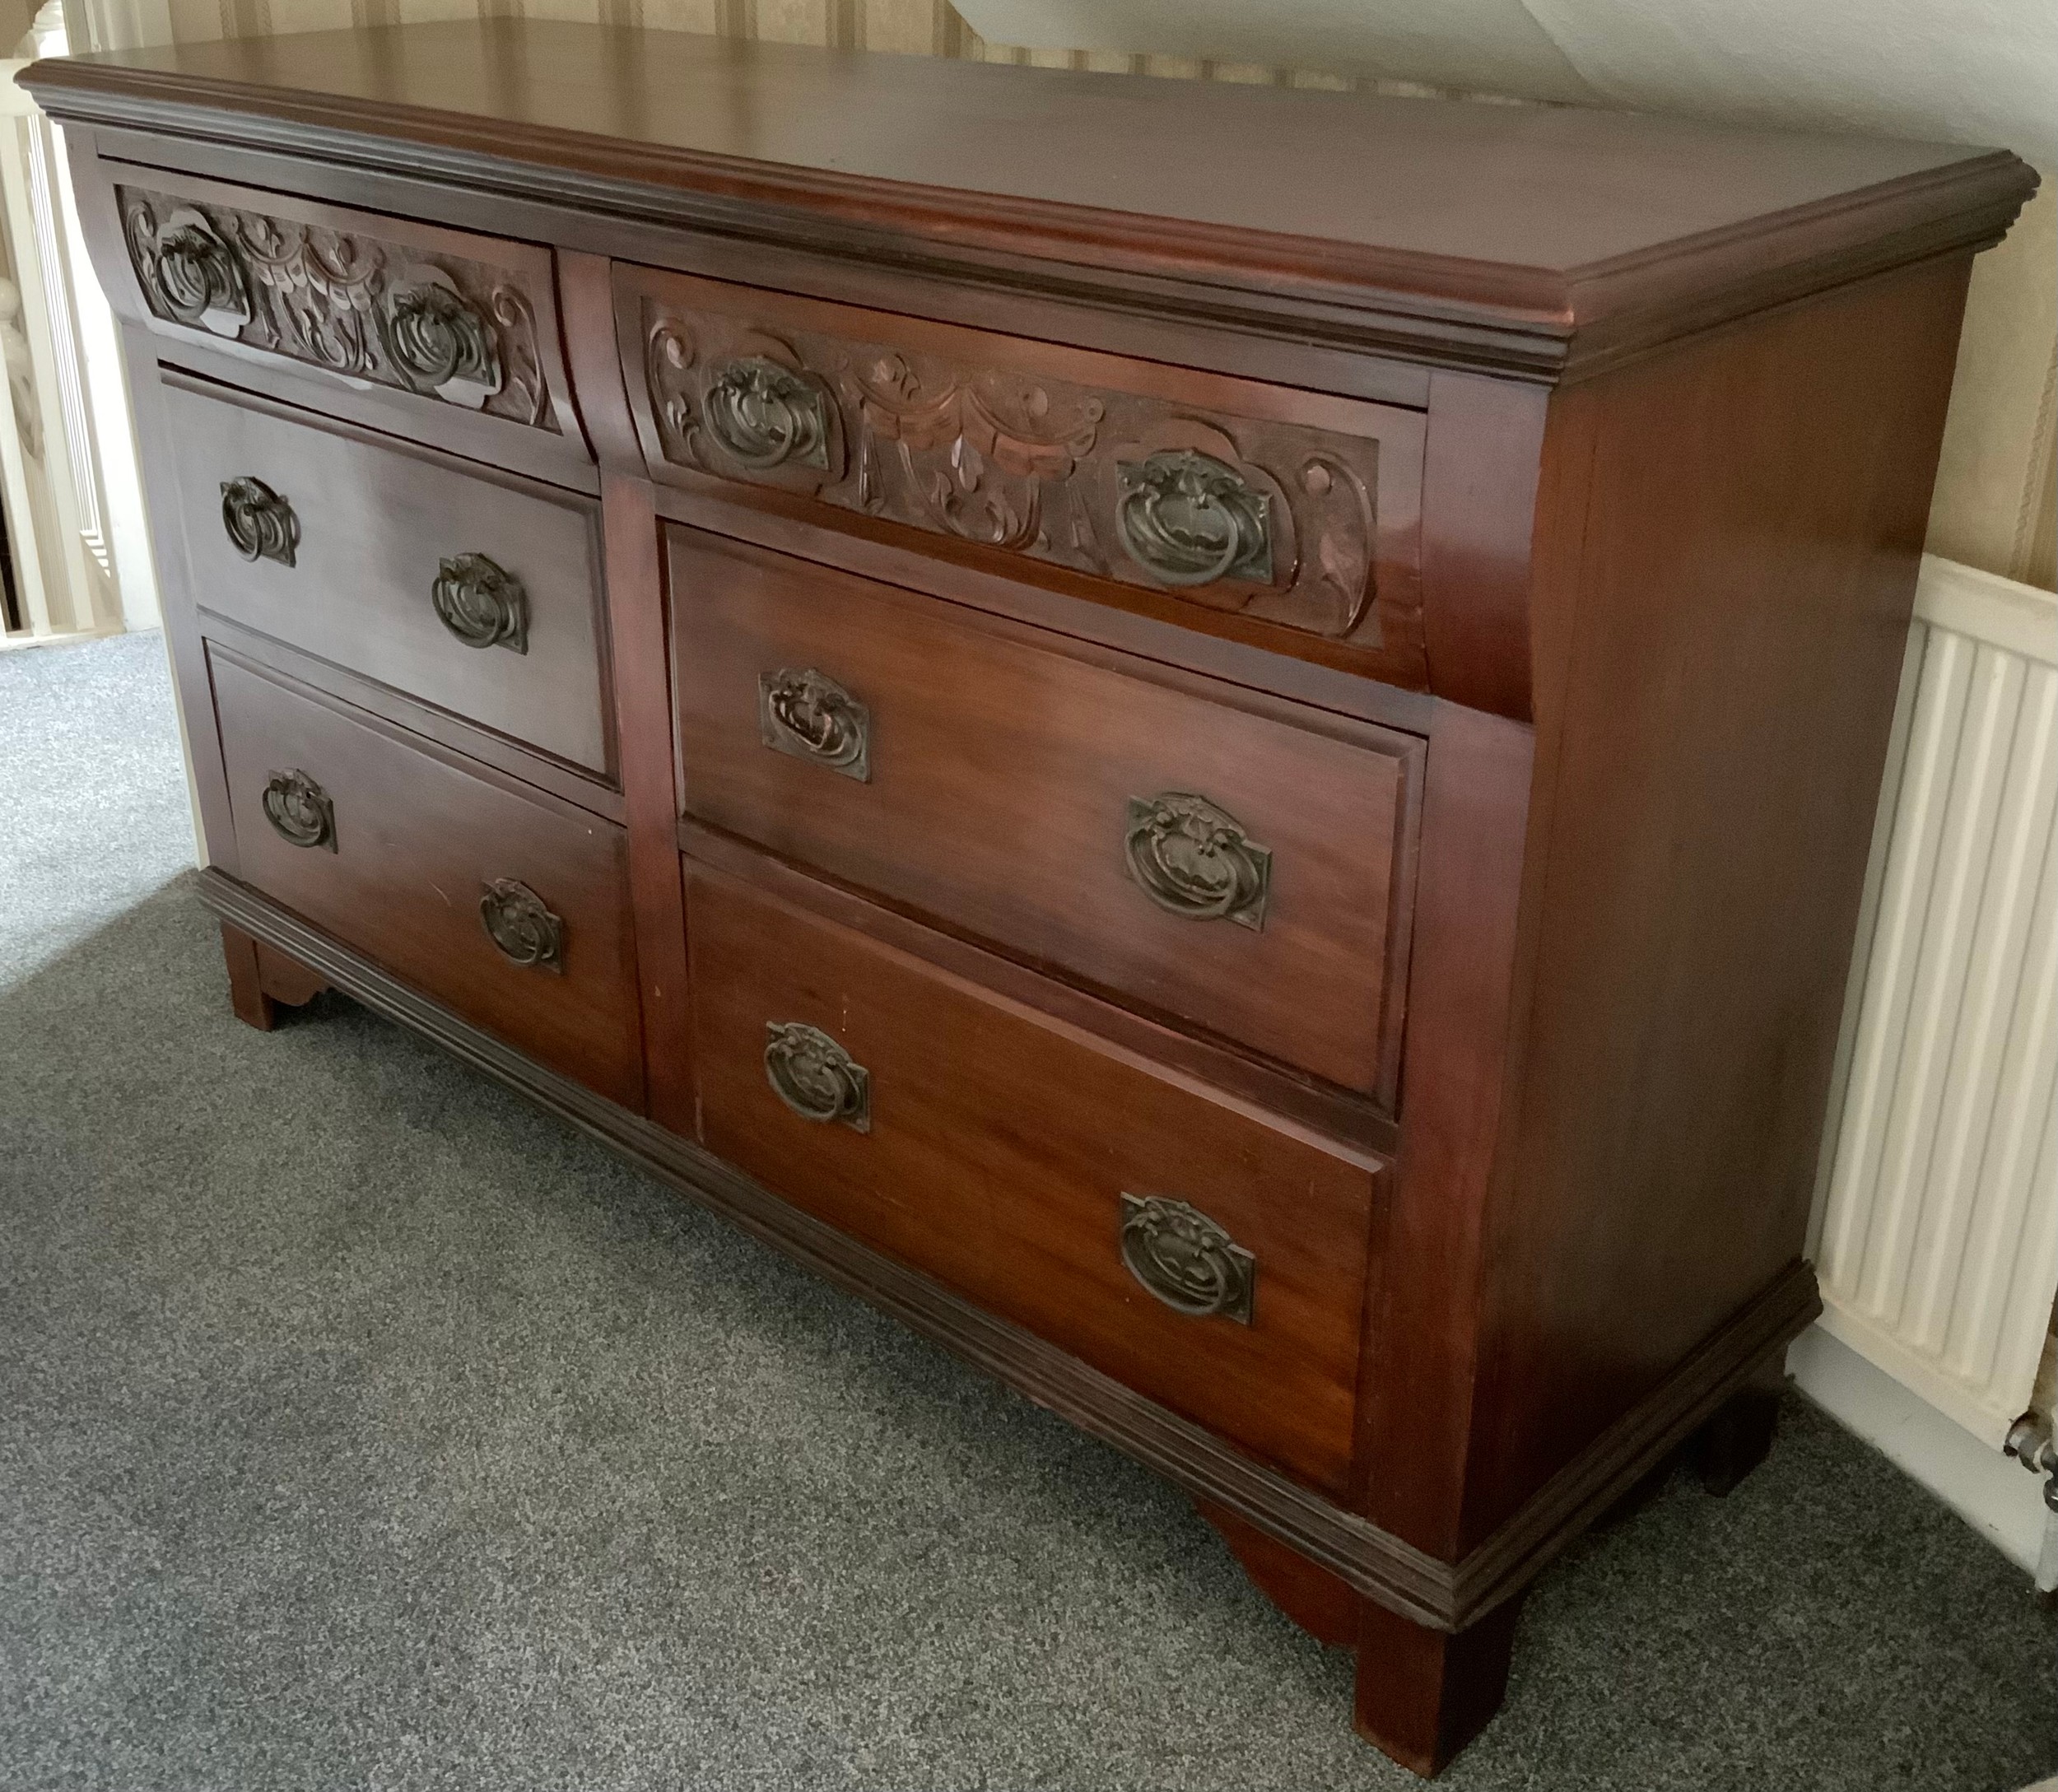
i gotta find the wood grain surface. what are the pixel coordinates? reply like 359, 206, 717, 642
211, 646, 644, 1107
40, 23, 2037, 1774
168, 374, 615, 775
670, 526, 1421, 1100
686, 860, 1384, 1494
22, 23, 2035, 379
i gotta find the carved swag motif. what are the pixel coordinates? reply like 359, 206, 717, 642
121, 189, 555, 430
643, 304, 1383, 640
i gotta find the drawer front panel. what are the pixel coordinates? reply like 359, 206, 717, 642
687, 866, 1380, 1493
671, 528, 1419, 1101
212, 649, 643, 1109
172, 379, 613, 777
115, 172, 575, 437
621, 263, 1425, 682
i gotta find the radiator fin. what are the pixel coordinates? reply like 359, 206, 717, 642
1814, 557, 2058, 1448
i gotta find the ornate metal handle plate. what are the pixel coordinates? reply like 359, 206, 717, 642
221, 477, 300, 567
431, 553, 529, 654
139, 208, 252, 337
1120, 1194, 1255, 1324
261, 769, 336, 852
758, 668, 870, 780
705, 358, 832, 471
1115, 449, 1273, 588
1124, 793, 1271, 930
378, 272, 503, 409
764, 1022, 870, 1131
479, 878, 564, 972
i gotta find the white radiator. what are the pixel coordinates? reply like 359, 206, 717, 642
1812, 554, 2058, 1450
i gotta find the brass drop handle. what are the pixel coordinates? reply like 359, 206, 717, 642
261, 769, 336, 852
764, 1022, 870, 1131
432, 553, 529, 654
479, 878, 564, 972
1124, 792, 1271, 930
1120, 1194, 1255, 1324
379, 273, 503, 406
139, 208, 251, 337
705, 357, 832, 471
1115, 449, 1273, 588
759, 668, 871, 781
221, 477, 299, 567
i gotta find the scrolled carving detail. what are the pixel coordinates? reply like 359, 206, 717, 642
647, 318, 698, 449
379, 273, 503, 408
850, 352, 1104, 551
220, 477, 299, 567
636, 295, 1408, 654
764, 1022, 870, 1131
704, 358, 833, 470
116, 186, 550, 429
261, 770, 336, 852
479, 878, 564, 972
1119, 1193, 1255, 1324
431, 554, 529, 654
1115, 449, 1273, 588
758, 668, 870, 781
1123, 792, 1271, 930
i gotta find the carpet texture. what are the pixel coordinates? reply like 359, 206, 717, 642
2, 631, 2053, 1791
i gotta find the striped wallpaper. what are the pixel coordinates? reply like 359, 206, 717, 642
71, 0, 1524, 99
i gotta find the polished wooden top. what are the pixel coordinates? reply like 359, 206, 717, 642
24, 20, 2035, 373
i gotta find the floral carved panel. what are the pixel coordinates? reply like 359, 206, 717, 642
638, 291, 1417, 648
119, 185, 559, 433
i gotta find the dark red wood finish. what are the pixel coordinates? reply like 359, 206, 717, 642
103, 162, 584, 452
618, 262, 1428, 684
165, 373, 615, 777
686, 860, 1384, 1494
668, 526, 1422, 1102
1449, 259, 1978, 1557
211, 648, 645, 1108
26, 24, 2036, 1777
26, 21, 2032, 383
221, 919, 328, 1029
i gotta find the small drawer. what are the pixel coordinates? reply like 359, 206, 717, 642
172, 377, 613, 776
670, 528, 1421, 1102
687, 865, 1381, 1493
113, 169, 576, 439
210, 648, 643, 1110
618, 261, 1425, 681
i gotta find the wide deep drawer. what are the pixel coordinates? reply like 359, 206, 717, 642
687, 864, 1381, 1493
211, 648, 643, 1109
618, 261, 1426, 683
171, 377, 613, 775
670, 528, 1421, 1101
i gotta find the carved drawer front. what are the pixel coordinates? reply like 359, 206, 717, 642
671, 528, 1421, 1104
617, 263, 1425, 687
168, 377, 613, 777
210, 649, 643, 1109
113, 170, 576, 439
687, 865, 1381, 1494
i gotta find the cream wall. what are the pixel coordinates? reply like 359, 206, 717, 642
52, 0, 2057, 592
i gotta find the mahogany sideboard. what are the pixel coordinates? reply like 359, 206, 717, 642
24, 26, 2035, 1774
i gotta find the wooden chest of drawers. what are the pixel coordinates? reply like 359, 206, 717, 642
26, 24, 2034, 1775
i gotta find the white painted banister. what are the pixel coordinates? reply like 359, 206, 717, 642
1, 16, 155, 649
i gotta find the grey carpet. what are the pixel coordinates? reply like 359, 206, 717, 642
1, 631, 2052, 1792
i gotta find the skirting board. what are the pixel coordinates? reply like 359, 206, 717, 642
1788, 1324, 2051, 1574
